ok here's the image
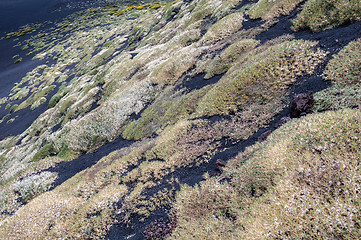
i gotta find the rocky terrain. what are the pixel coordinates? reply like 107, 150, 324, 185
0, 0, 361, 239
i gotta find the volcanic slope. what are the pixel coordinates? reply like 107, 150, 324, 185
0, 0, 361, 239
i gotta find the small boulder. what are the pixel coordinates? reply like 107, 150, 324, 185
216, 159, 226, 172
290, 91, 314, 118
275, 116, 292, 129
257, 130, 272, 142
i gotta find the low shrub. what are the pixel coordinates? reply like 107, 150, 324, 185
205, 39, 259, 79
201, 11, 243, 43
12, 172, 55, 203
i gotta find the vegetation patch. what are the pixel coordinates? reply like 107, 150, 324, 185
17, 85, 57, 111
171, 109, 361, 239
205, 39, 259, 79
150, 46, 201, 86
314, 83, 361, 112
201, 11, 244, 43
292, 0, 361, 32
14, 58, 23, 64
1, 0, 361, 238
197, 40, 326, 116
249, 0, 303, 20
109, 3, 163, 16
32, 143, 57, 162
314, 38, 361, 112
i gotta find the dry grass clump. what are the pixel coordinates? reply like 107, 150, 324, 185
171, 175, 241, 240
0, 192, 84, 239
201, 11, 244, 44
43, 184, 127, 239
0, 184, 127, 239
197, 40, 326, 116
171, 109, 361, 239
249, 0, 303, 20
145, 119, 217, 167
0, 141, 145, 238
12, 171, 56, 203
292, 0, 361, 32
